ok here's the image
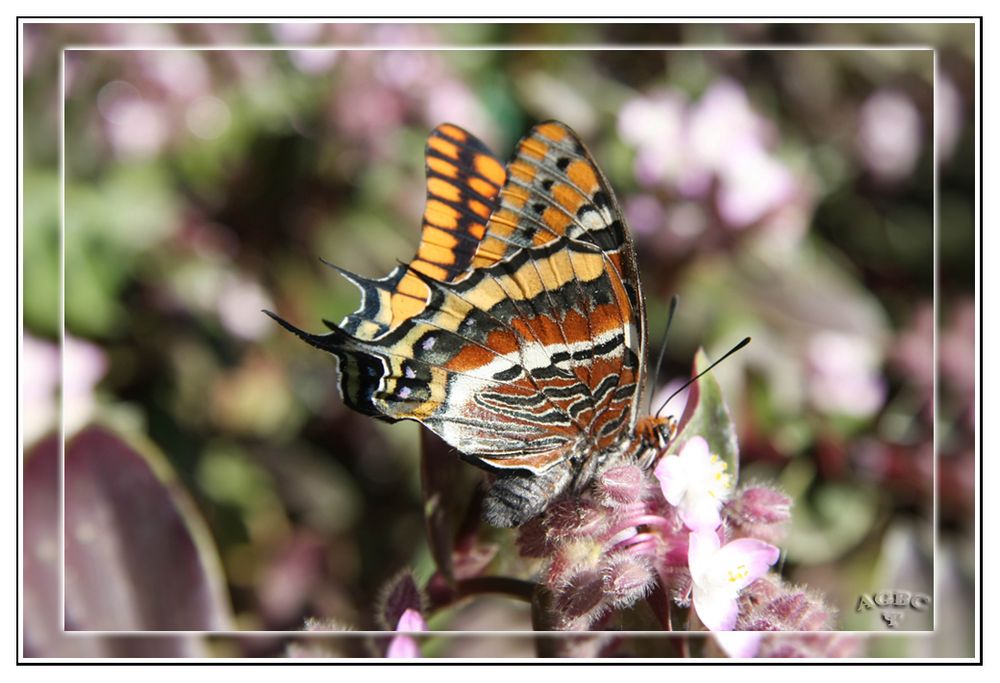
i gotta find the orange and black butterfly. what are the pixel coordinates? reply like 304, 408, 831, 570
268, 122, 676, 526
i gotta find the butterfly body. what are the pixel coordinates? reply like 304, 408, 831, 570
270, 121, 676, 527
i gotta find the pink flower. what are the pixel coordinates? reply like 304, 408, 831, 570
22, 335, 60, 444
622, 194, 667, 237
217, 274, 274, 341
714, 631, 764, 658
386, 608, 426, 658
687, 79, 768, 174
63, 335, 108, 434
618, 80, 802, 233
617, 90, 687, 187
936, 75, 963, 163
687, 530, 779, 631
654, 436, 732, 532
289, 50, 339, 74
103, 98, 170, 158
270, 22, 325, 43
715, 138, 796, 228
857, 90, 922, 183
805, 332, 886, 418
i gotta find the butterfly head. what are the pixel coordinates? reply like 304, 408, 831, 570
634, 415, 678, 461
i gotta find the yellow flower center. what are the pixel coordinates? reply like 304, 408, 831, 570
726, 563, 749, 584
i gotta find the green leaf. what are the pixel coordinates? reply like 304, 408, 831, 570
64, 163, 179, 336
670, 348, 740, 481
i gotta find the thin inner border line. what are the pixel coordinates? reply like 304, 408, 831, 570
18, 16, 985, 22
58, 43, 941, 638
63, 44, 937, 51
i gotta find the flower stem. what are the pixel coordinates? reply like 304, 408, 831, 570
428, 575, 538, 610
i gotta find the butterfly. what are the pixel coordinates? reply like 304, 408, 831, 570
268, 121, 678, 527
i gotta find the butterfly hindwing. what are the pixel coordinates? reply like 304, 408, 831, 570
338, 123, 505, 341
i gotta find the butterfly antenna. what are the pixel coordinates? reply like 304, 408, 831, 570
647, 295, 680, 414
654, 336, 751, 418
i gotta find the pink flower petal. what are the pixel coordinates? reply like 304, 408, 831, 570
693, 585, 740, 631
386, 635, 420, 658
681, 436, 710, 460
680, 496, 723, 532
654, 455, 686, 505
655, 436, 711, 505
714, 538, 781, 591
386, 608, 426, 658
686, 530, 721, 584
715, 631, 763, 658
395, 608, 426, 632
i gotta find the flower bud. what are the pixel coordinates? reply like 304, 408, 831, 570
601, 553, 656, 609
545, 499, 607, 540
758, 633, 862, 658
386, 608, 427, 658
725, 486, 792, 543
375, 569, 423, 631
732, 487, 791, 523
547, 538, 604, 589
737, 576, 835, 631
596, 465, 646, 507
517, 516, 555, 558
553, 568, 609, 630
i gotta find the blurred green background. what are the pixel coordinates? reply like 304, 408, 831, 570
22, 22, 977, 658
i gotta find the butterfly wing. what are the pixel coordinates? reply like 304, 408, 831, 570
270, 122, 648, 525
471, 120, 649, 453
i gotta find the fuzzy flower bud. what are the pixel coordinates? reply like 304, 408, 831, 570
724, 486, 792, 544
758, 633, 862, 658
601, 553, 656, 609
376, 569, 423, 631
518, 466, 684, 630
736, 575, 836, 631
596, 465, 646, 507
554, 568, 608, 630
545, 499, 609, 540
712, 631, 861, 658
517, 515, 557, 558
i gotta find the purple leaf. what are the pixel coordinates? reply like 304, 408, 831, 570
24, 434, 210, 656
62, 425, 232, 631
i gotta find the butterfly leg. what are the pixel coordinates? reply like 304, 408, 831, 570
482, 462, 574, 528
